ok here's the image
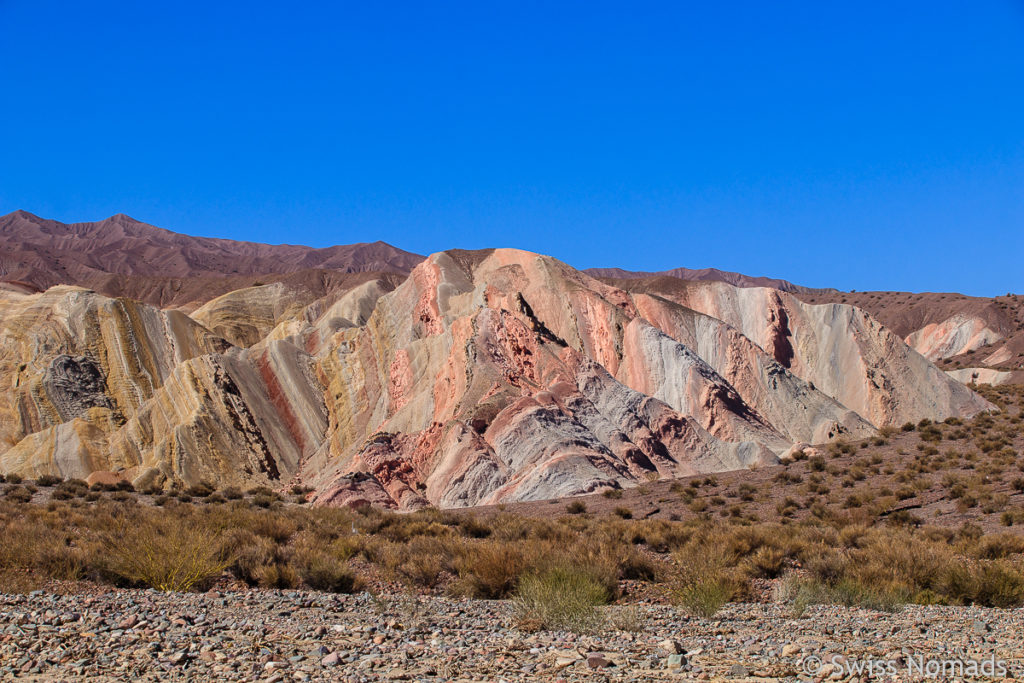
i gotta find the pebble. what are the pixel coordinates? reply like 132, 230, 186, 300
0, 589, 1021, 681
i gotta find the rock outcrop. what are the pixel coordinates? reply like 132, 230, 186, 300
0, 219, 999, 508
0, 286, 325, 488
945, 368, 1013, 386
611, 278, 993, 428
905, 314, 1003, 361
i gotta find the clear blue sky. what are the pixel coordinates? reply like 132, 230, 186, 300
1, 2, 1021, 295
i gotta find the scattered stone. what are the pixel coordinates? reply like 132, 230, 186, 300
660, 638, 684, 654
0, 589, 1020, 681
729, 663, 749, 677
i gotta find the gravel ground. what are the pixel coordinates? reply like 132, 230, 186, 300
2, 589, 1023, 681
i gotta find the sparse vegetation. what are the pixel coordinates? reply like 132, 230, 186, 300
0, 384, 1021, 618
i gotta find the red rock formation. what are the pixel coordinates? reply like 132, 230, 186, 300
0, 214, 1000, 507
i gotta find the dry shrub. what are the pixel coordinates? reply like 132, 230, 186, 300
394, 537, 450, 588
361, 536, 449, 588
605, 605, 645, 632
255, 562, 300, 589
745, 546, 788, 579
934, 559, 1024, 608
286, 531, 362, 593
675, 577, 734, 618
222, 529, 291, 587
487, 513, 535, 541
0, 507, 93, 583
627, 519, 691, 553
223, 528, 350, 593
0, 567, 43, 594
4, 487, 32, 504
452, 541, 527, 598
775, 573, 905, 615
237, 508, 299, 543
99, 511, 231, 591
513, 565, 609, 632
972, 533, 1024, 560
671, 536, 747, 617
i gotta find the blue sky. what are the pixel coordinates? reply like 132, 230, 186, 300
1, 1, 1022, 295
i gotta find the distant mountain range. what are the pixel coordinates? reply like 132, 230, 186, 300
584, 266, 823, 293
1, 210, 828, 306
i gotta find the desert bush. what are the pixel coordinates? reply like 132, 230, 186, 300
368, 536, 449, 588
185, 482, 214, 498
513, 565, 609, 632
226, 531, 287, 587
935, 559, 1024, 608
744, 546, 788, 579
251, 494, 274, 508
671, 534, 747, 617
35, 474, 62, 487
455, 516, 492, 539
4, 487, 32, 504
222, 486, 244, 500
99, 511, 232, 591
256, 562, 300, 589
396, 549, 445, 588
452, 542, 527, 599
0, 516, 89, 582
674, 576, 733, 618
973, 533, 1024, 560
292, 538, 361, 593
565, 500, 587, 514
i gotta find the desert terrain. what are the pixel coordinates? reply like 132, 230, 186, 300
1, 213, 1023, 680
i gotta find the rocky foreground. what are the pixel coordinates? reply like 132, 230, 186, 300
1, 589, 1022, 682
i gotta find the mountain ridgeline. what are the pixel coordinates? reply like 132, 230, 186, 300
0, 211, 1009, 508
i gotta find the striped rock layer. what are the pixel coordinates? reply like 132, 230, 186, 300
0, 249, 994, 508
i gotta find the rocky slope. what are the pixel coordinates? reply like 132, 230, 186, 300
600, 277, 992, 428
0, 215, 1001, 507
797, 289, 1024, 383
584, 265, 822, 293
0, 210, 420, 309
